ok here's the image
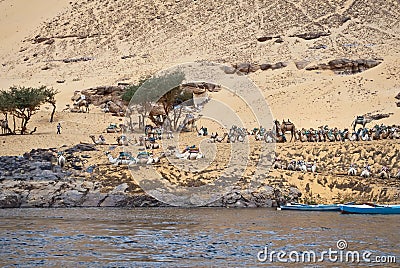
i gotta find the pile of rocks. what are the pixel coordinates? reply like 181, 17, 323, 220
77, 86, 127, 114
225, 61, 288, 75
305, 58, 382, 74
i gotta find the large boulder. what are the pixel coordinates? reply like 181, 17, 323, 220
233, 63, 260, 74
0, 192, 21, 208
271, 62, 288, 70
290, 31, 330, 40
295, 60, 310, 70
395, 92, 400, 100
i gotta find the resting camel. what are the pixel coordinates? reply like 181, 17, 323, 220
274, 120, 295, 142
57, 152, 66, 168
72, 100, 89, 113
105, 151, 160, 165
348, 164, 357, 176
117, 135, 129, 146
90, 135, 106, 145
351, 115, 372, 131
378, 166, 390, 179
209, 133, 227, 143
175, 146, 204, 160
360, 166, 371, 178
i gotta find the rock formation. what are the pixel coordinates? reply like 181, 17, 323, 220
306, 58, 382, 74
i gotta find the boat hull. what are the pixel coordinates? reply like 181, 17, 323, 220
340, 204, 400, 214
278, 204, 340, 212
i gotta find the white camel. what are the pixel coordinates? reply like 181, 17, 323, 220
264, 132, 274, 143
174, 148, 204, 160
57, 152, 66, 168
90, 135, 106, 145
105, 151, 160, 165
348, 165, 357, 176
360, 167, 371, 178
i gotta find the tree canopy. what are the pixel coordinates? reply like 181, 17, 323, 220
0, 86, 58, 134
123, 70, 191, 130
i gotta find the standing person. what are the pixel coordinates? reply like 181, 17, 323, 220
57, 122, 62, 134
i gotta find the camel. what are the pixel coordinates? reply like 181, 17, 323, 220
351, 115, 372, 131
209, 133, 227, 143
57, 152, 66, 168
145, 138, 160, 149
90, 135, 106, 145
298, 160, 317, 173
264, 131, 274, 143
274, 119, 295, 142
197, 126, 208, 136
73, 99, 89, 113
296, 129, 308, 142
360, 166, 371, 178
287, 160, 296, 171
378, 166, 390, 179
348, 164, 357, 176
105, 151, 160, 165
0, 119, 10, 135
117, 135, 129, 146
175, 146, 204, 160
273, 158, 284, 169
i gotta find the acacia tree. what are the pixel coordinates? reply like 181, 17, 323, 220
42, 86, 59, 122
0, 86, 58, 134
124, 70, 188, 130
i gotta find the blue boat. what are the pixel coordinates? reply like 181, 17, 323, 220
277, 203, 340, 211
340, 204, 400, 214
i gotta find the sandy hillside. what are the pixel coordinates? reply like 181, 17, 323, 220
0, 0, 399, 206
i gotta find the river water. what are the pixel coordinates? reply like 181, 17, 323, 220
0, 208, 399, 267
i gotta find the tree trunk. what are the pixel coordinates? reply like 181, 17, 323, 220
50, 102, 56, 122
13, 115, 16, 133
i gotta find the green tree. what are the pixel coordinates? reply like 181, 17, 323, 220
42, 86, 59, 123
0, 86, 59, 134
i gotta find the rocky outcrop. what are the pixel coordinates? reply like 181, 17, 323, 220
76, 86, 127, 114
295, 60, 310, 70
305, 58, 382, 74
256, 35, 281, 42
228, 61, 288, 74
290, 31, 330, 40
0, 146, 300, 208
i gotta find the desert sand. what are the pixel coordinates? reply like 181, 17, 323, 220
0, 0, 399, 205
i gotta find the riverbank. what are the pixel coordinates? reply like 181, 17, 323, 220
1, 139, 399, 208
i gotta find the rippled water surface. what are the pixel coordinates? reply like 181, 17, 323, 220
0, 208, 399, 267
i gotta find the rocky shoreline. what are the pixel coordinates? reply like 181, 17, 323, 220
0, 147, 300, 209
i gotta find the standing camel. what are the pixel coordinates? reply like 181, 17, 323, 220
1, 119, 10, 135
274, 120, 295, 142
351, 115, 372, 131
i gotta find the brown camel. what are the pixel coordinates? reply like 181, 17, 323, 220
274, 119, 295, 142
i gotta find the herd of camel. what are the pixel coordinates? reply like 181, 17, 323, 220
214, 117, 400, 144
272, 158, 400, 180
